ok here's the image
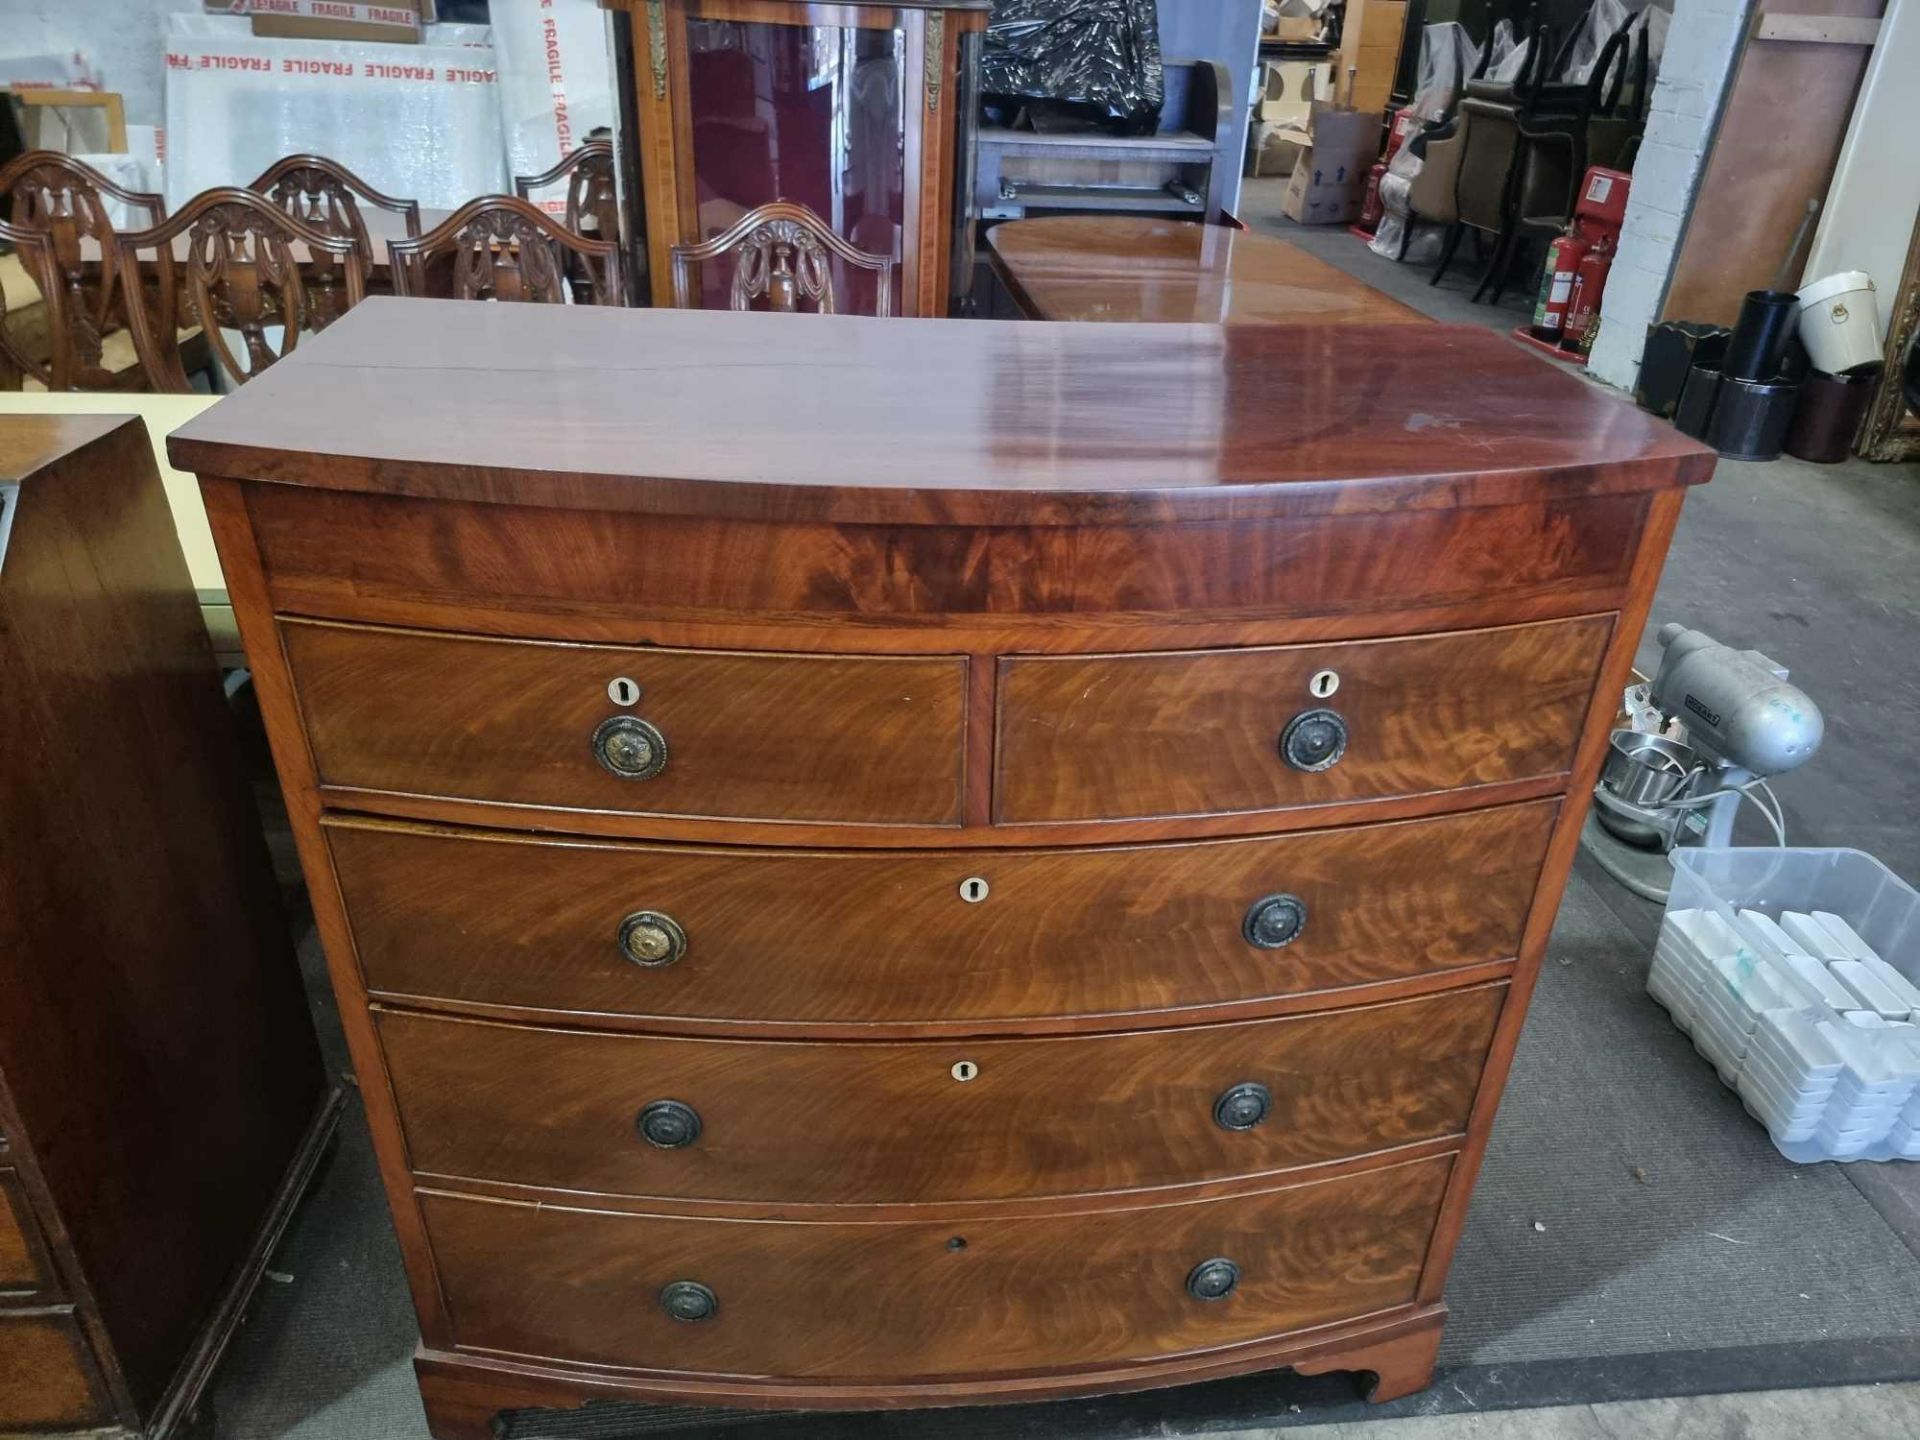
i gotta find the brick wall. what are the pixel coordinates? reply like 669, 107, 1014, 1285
1588, 0, 1755, 389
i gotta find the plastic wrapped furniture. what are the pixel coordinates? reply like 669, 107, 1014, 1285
980, 0, 1165, 135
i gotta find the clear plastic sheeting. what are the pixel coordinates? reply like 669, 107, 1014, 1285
980, 0, 1164, 135
489, 0, 617, 214
162, 14, 507, 213
1414, 21, 1480, 120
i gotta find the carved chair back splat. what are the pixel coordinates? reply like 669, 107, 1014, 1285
116, 187, 368, 392
387, 195, 623, 306
0, 149, 165, 389
513, 139, 619, 244
0, 219, 69, 390
670, 200, 895, 317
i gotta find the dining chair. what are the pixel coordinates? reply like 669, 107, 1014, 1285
387, 195, 623, 305
0, 220, 70, 390
513, 139, 619, 244
0, 149, 166, 389
250, 153, 421, 323
670, 200, 894, 317
116, 187, 367, 392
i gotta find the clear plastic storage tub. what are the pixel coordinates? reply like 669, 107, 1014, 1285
1651, 848, 1920, 1162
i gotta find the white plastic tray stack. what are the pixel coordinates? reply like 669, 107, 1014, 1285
1651, 849, 1920, 1163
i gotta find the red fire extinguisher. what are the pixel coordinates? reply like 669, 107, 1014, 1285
1531, 230, 1589, 341
1358, 160, 1388, 232
1561, 236, 1614, 353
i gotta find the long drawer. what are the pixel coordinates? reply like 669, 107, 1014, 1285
381, 987, 1501, 1204
280, 620, 969, 827
331, 801, 1554, 1028
996, 616, 1611, 822
423, 1154, 1452, 1379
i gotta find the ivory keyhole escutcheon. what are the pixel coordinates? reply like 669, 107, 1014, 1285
1309, 668, 1340, 699
951, 1060, 980, 1082
607, 676, 642, 707
959, 877, 990, 903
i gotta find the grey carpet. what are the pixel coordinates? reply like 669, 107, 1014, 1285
199, 862, 1920, 1438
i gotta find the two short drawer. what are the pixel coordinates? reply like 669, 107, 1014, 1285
381, 987, 1501, 1205
423, 1153, 1453, 1380
282, 615, 1609, 828
330, 801, 1554, 1027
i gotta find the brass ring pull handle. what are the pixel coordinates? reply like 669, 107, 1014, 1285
591, 714, 668, 780
1213, 1082, 1272, 1132
618, 910, 687, 968
1242, 893, 1307, 950
659, 1280, 718, 1322
1186, 1257, 1241, 1302
636, 1099, 702, 1149
1279, 707, 1349, 773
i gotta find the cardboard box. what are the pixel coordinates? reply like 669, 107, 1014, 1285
1246, 120, 1311, 177
245, 0, 424, 43
1268, 15, 1323, 40
1279, 102, 1382, 224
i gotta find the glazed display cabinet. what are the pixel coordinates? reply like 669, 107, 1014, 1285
602, 0, 988, 316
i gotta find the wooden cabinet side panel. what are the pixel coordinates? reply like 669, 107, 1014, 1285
0, 424, 324, 1415
1417, 487, 1688, 1302
198, 476, 456, 1348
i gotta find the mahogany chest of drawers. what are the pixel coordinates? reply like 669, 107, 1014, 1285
0, 416, 335, 1438
171, 300, 1711, 1438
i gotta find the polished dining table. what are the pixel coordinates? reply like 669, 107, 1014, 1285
986, 216, 1426, 327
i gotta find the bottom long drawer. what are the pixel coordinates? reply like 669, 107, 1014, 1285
423, 1153, 1452, 1381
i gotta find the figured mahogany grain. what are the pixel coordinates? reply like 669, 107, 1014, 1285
280, 620, 968, 827
166, 302, 1713, 527
378, 988, 1500, 1205
998, 617, 1611, 823
987, 216, 1427, 326
330, 803, 1553, 1032
246, 485, 1651, 637
0, 1314, 109, 1427
420, 1154, 1453, 1379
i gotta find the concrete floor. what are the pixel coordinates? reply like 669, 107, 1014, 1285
1239, 178, 1920, 1440
1218, 1381, 1920, 1438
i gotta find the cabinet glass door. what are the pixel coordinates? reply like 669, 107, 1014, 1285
683, 17, 906, 316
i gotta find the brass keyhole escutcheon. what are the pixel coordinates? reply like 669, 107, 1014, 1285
1309, 668, 1340, 699
959, 876, 990, 903
607, 675, 642, 707
951, 1060, 980, 1082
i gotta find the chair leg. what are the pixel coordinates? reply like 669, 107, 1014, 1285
1471, 224, 1516, 303
1430, 223, 1466, 286
1487, 235, 1528, 306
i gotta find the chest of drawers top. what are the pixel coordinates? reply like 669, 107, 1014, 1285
169, 298, 1709, 529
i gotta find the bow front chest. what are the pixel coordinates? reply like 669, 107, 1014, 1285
171, 299, 1711, 1438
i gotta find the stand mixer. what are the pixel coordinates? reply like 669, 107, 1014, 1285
1581, 624, 1823, 901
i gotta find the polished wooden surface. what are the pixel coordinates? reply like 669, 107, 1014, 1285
986, 217, 1427, 326
330, 802, 1553, 1033
245, 484, 1652, 643
168, 300, 1714, 526
179, 302, 1710, 1434
0, 1171, 52, 1296
997, 618, 1611, 824
283, 620, 968, 827
381, 987, 1501, 1204
0, 416, 331, 1436
421, 1154, 1451, 1381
